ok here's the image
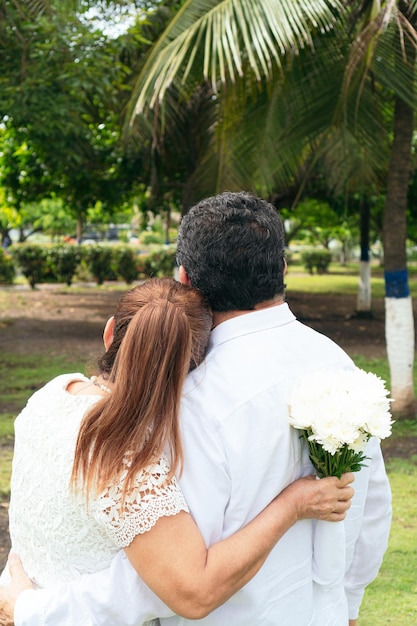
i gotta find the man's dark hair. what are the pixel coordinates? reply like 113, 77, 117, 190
176, 191, 286, 311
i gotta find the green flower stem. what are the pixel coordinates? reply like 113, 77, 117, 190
300, 430, 370, 478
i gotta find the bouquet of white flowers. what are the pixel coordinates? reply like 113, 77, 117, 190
288, 367, 393, 478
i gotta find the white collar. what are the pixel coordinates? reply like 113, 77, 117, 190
208, 302, 296, 352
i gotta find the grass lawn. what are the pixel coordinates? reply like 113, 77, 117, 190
0, 351, 87, 498
286, 260, 417, 298
359, 456, 417, 625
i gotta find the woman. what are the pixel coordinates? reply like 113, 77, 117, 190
0, 278, 353, 622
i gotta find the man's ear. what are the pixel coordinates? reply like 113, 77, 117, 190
283, 258, 288, 276
178, 265, 192, 285
103, 316, 115, 351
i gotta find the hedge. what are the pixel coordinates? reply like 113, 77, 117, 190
300, 250, 332, 275
0, 249, 15, 284
6, 244, 177, 289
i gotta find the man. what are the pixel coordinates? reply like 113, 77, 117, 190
1, 192, 391, 625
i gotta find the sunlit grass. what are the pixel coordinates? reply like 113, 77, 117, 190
0, 413, 14, 440
0, 447, 13, 500
0, 352, 87, 415
0, 352, 87, 501
286, 262, 417, 298
358, 457, 417, 625
286, 269, 386, 297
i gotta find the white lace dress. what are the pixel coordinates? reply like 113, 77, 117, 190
0, 374, 189, 626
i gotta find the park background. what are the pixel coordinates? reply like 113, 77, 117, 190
1, 1, 417, 625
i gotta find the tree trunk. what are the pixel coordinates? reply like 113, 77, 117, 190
356, 198, 372, 317
357, 261, 372, 314
383, 96, 415, 418
76, 215, 83, 244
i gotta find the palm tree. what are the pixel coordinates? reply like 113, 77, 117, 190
343, 1, 416, 417
126, 0, 416, 418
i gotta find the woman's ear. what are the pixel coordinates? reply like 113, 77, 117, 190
103, 316, 115, 351
178, 265, 191, 285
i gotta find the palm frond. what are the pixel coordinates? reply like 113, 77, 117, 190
128, 0, 345, 119
204, 27, 390, 199
342, 0, 417, 112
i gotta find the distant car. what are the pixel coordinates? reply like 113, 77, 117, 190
80, 233, 101, 244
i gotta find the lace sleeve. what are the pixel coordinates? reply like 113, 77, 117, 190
90, 455, 189, 548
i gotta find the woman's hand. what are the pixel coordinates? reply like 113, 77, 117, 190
282, 473, 355, 523
0, 554, 34, 626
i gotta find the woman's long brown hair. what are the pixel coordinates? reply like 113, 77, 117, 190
71, 278, 212, 502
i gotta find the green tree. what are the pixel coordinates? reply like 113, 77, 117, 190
282, 199, 349, 250
0, 0, 145, 240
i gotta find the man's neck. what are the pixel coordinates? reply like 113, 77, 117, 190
212, 296, 285, 328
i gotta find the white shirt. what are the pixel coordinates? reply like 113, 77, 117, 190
14, 303, 392, 626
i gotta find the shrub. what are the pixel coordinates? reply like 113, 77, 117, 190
82, 245, 115, 285
140, 230, 165, 245
138, 248, 177, 279
47, 245, 82, 286
301, 250, 332, 275
113, 246, 139, 284
407, 247, 417, 262
10, 244, 49, 289
136, 254, 150, 279
0, 249, 15, 284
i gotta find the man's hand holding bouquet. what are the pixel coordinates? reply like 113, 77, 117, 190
288, 367, 393, 589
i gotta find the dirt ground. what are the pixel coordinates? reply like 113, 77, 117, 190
0, 283, 416, 573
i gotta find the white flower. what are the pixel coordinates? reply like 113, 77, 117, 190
348, 432, 370, 453
288, 367, 394, 455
